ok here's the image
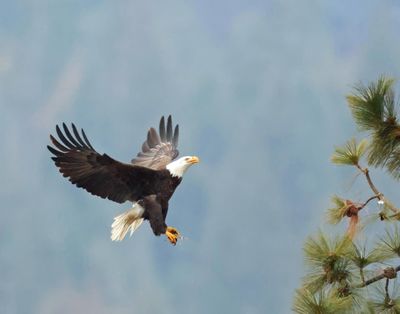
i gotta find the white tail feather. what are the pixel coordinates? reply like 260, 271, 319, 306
111, 203, 144, 241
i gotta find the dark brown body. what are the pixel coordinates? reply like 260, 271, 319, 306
138, 171, 182, 235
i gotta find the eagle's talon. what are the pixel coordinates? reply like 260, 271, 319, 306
165, 226, 181, 245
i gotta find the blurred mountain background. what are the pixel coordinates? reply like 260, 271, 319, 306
1, 1, 400, 313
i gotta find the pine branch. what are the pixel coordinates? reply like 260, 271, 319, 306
330, 134, 400, 214
355, 164, 399, 214
347, 76, 396, 131
367, 279, 400, 312
360, 268, 365, 286
385, 278, 390, 303
361, 195, 380, 208
356, 265, 399, 288
347, 76, 400, 179
295, 76, 400, 312
356, 165, 380, 196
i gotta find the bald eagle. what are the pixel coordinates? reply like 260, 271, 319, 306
47, 116, 199, 245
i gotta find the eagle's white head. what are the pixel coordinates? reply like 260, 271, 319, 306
166, 156, 200, 178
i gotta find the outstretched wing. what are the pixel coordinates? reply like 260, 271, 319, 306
131, 115, 179, 170
47, 123, 158, 204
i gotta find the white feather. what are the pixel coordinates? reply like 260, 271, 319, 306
166, 156, 192, 177
111, 202, 144, 241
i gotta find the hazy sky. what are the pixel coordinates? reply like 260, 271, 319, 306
1, 1, 400, 313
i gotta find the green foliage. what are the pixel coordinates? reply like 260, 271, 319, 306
346, 76, 400, 179
304, 232, 353, 267
296, 231, 400, 312
326, 195, 350, 224
386, 149, 400, 181
375, 226, 400, 259
293, 288, 353, 314
367, 282, 400, 313
331, 138, 368, 166
347, 76, 396, 131
295, 76, 400, 313
303, 259, 353, 294
350, 243, 390, 269
303, 232, 354, 292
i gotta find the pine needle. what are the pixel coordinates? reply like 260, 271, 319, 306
374, 225, 400, 260
347, 76, 396, 131
293, 288, 353, 314
367, 281, 400, 313
303, 232, 355, 291
350, 243, 391, 269
331, 138, 369, 166
327, 195, 349, 224
346, 76, 400, 179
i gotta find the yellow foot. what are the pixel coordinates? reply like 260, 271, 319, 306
165, 226, 181, 245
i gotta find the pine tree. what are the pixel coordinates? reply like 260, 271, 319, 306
293, 77, 400, 313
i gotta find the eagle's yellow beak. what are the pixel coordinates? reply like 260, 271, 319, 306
188, 156, 200, 164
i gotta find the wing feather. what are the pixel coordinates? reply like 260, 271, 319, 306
71, 123, 89, 148
142, 141, 150, 152
81, 128, 94, 149
56, 125, 75, 149
159, 116, 166, 141
131, 115, 179, 170
47, 144, 64, 157
173, 125, 179, 147
147, 128, 160, 148
48, 123, 160, 204
49, 135, 69, 152
166, 115, 173, 141
62, 123, 83, 149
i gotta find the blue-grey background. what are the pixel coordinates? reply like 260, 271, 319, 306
1, 1, 400, 313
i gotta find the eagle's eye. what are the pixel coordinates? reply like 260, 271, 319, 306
185, 157, 190, 161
